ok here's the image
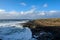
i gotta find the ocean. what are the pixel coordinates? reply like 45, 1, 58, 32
0, 19, 36, 40
0, 19, 53, 40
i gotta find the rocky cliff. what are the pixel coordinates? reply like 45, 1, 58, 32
23, 18, 60, 40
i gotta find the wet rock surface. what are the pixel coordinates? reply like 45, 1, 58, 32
34, 32, 53, 40
0, 39, 2, 40
29, 27, 60, 40
31, 29, 53, 40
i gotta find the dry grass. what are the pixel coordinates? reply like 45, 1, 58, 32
23, 18, 60, 28
23, 18, 60, 40
34, 18, 60, 26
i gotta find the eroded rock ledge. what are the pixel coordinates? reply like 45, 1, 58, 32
23, 18, 60, 40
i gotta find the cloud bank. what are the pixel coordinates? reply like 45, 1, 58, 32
0, 9, 59, 19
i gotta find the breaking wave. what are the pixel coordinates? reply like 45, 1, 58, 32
0, 20, 36, 40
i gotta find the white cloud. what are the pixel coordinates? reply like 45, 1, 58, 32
37, 11, 45, 16
43, 3, 48, 7
25, 5, 36, 14
20, 6, 36, 15
0, 8, 36, 19
0, 9, 5, 12
0, 10, 20, 19
0, 9, 59, 19
20, 11, 24, 15
0, 9, 6, 13
25, 8, 35, 14
46, 10, 58, 15
49, 10, 57, 13
20, 2, 26, 6
9, 11, 19, 15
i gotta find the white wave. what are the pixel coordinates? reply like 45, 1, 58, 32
0, 20, 37, 40
0, 27, 32, 40
0, 21, 27, 28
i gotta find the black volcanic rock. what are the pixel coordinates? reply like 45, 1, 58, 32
23, 19, 60, 40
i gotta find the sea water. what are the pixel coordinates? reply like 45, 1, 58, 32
0, 20, 36, 40
0, 20, 53, 40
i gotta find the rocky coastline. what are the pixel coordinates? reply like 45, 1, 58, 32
23, 19, 60, 40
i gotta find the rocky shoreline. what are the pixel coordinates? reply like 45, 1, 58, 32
23, 19, 60, 40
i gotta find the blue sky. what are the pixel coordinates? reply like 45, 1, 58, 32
0, 0, 60, 19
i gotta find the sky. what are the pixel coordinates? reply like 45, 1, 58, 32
0, 0, 60, 19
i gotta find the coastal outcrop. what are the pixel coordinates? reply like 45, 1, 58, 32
23, 18, 60, 40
